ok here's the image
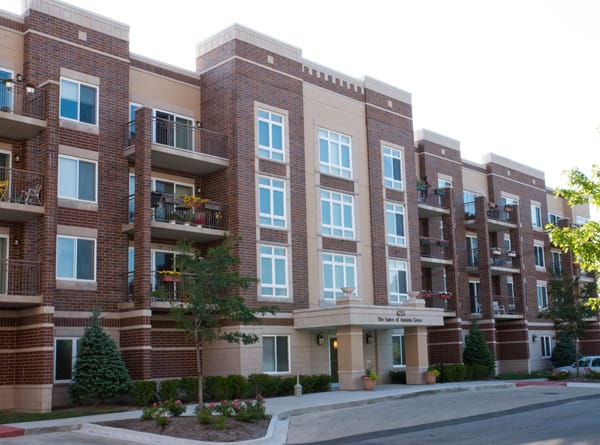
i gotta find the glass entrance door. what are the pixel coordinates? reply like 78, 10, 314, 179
329, 337, 339, 383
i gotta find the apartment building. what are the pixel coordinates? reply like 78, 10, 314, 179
0, 0, 597, 412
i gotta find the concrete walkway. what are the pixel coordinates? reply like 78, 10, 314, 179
3, 381, 600, 445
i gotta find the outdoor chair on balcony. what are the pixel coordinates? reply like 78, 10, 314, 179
22, 182, 41, 205
0, 180, 7, 201
493, 301, 505, 315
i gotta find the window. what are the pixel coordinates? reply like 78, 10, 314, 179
56, 236, 95, 280
463, 190, 478, 218
537, 282, 548, 308
55, 338, 80, 382
466, 235, 478, 267
319, 129, 352, 178
262, 335, 289, 373
154, 110, 193, 150
388, 260, 408, 303
534, 243, 545, 269
469, 280, 481, 314
506, 277, 515, 305
259, 245, 288, 298
58, 156, 97, 202
576, 215, 589, 226
259, 176, 286, 228
60, 78, 97, 125
548, 213, 561, 226
392, 333, 406, 366
383, 146, 403, 190
541, 335, 552, 358
503, 234, 511, 252
385, 202, 405, 246
129, 103, 141, 140
322, 253, 356, 300
257, 109, 284, 161
321, 190, 354, 239
0, 68, 14, 112
438, 178, 452, 189
531, 203, 542, 229
552, 250, 562, 276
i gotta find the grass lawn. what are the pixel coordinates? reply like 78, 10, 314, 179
0, 405, 134, 424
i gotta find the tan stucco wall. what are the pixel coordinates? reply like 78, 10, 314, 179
129, 68, 200, 120
0, 28, 23, 75
303, 83, 373, 307
462, 167, 488, 197
546, 193, 567, 217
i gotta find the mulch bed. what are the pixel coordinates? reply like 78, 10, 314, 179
100, 415, 271, 442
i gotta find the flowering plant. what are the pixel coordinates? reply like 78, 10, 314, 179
181, 194, 209, 210
195, 395, 266, 424
141, 399, 185, 426
363, 360, 378, 381
159, 270, 181, 276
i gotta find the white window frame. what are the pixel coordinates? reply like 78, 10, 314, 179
385, 202, 406, 246
537, 281, 548, 309
58, 155, 98, 203
257, 108, 285, 161
382, 146, 403, 190
318, 128, 352, 179
531, 203, 543, 230
322, 253, 356, 300
469, 280, 481, 314
534, 242, 545, 270
506, 276, 515, 305
548, 213, 562, 226
259, 176, 287, 229
54, 337, 79, 383
320, 190, 355, 239
388, 259, 408, 303
152, 109, 194, 150
540, 335, 552, 358
59, 77, 98, 125
392, 333, 406, 367
262, 335, 290, 374
259, 244, 289, 298
56, 235, 96, 281
466, 234, 478, 267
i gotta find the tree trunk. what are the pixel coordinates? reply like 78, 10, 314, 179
195, 342, 203, 405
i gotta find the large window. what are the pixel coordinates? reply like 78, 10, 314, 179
466, 235, 478, 267
322, 253, 356, 300
0, 69, 14, 112
259, 176, 286, 228
319, 129, 352, 178
60, 78, 97, 125
548, 213, 562, 226
469, 280, 481, 314
534, 243, 545, 270
56, 236, 95, 281
154, 110, 193, 150
383, 146, 403, 190
321, 190, 354, 239
388, 260, 408, 303
58, 155, 97, 202
551, 250, 562, 276
385, 203, 405, 246
537, 282, 548, 309
129, 102, 141, 140
259, 245, 288, 298
541, 335, 552, 358
55, 338, 79, 382
257, 109, 284, 161
392, 333, 405, 366
262, 335, 289, 373
531, 203, 542, 229
463, 190, 478, 218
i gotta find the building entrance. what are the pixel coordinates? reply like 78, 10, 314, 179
329, 337, 338, 383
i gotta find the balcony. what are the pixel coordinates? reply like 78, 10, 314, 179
0, 168, 44, 221
0, 81, 46, 140
124, 118, 228, 175
493, 295, 523, 319
489, 249, 520, 275
464, 203, 517, 232
421, 290, 456, 315
420, 237, 452, 266
417, 187, 450, 218
125, 270, 192, 311
0, 259, 42, 307
123, 193, 227, 242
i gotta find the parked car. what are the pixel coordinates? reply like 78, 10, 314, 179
554, 356, 600, 376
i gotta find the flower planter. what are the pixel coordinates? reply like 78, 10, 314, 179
439, 292, 452, 299
491, 249, 502, 256
160, 275, 180, 283
424, 371, 437, 384
361, 376, 376, 390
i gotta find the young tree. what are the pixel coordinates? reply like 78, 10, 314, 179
172, 237, 277, 405
463, 320, 495, 377
546, 165, 600, 309
550, 334, 577, 367
70, 309, 131, 405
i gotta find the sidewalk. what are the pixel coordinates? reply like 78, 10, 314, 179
3, 381, 600, 445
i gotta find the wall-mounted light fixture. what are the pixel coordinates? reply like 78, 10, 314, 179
365, 332, 373, 344
16, 74, 23, 83
196, 120, 202, 129
316, 332, 324, 346
14, 155, 20, 163
532, 335, 537, 343
13, 239, 19, 246
332, 339, 338, 350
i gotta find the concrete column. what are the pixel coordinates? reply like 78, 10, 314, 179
336, 325, 365, 390
404, 325, 429, 384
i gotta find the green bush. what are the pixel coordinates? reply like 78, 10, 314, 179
389, 369, 406, 384
180, 377, 199, 403
226, 375, 250, 399
247, 373, 281, 397
463, 321, 495, 377
586, 370, 600, 380
551, 335, 577, 367
466, 363, 490, 380
439, 364, 466, 382
548, 370, 570, 380
131, 380, 157, 406
158, 379, 181, 401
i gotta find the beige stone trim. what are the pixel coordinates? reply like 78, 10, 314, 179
119, 324, 152, 331
0, 9, 24, 23
366, 102, 412, 121
130, 55, 199, 80
59, 144, 99, 161
25, 0, 129, 41
60, 67, 100, 86
56, 280, 97, 291
0, 346, 53, 353
120, 346, 152, 351
364, 76, 411, 105
0, 226, 9, 236
58, 198, 98, 212
55, 310, 121, 319
59, 118, 99, 135
152, 347, 195, 352
483, 153, 545, 180
119, 309, 152, 318
415, 129, 460, 151
57, 224, 97, 238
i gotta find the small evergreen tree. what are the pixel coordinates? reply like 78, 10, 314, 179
463, 320, 495, 376
550, 333, 577, 367
70, 309, 131, 405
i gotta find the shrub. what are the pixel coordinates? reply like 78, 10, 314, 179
439, 364, 466, 382
158, 379, 181, 401
548, 370, 570, 380
389, 369, 406, 384
466, 363, 490, 380
141, 399, 185, 426
463, 320, 495, 377
131, 380, 157, 406
586, 370, 600, 380
180, 377, 199, 403
247, 373, 281, 397
196, 395, 266, 424
226, 375, 250, 399
551, 335, 577, 367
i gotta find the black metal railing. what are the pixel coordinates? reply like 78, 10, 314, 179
487, 205, 516, 223
464, 201, 476, 219
125, 118, 227, 159
128, 193, 225, 229
0, 167, 43, 205
127, 270, 195, 302
492, 295, 520, 315
0, 259, 40, 296
489, 250, 517, 268
417, 187, 450, 209
0, 80, 45, 119
466, 248, 479, 267
420, 237, 451, 260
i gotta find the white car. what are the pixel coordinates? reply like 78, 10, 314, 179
555, 356, 600, 377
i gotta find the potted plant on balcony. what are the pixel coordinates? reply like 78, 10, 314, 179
439, 291, 452, 299
507, 250, 517, 257
491, 247, 502, 255
421, 290, 433, 298
361, 360, 378, 390
159, 270, 181, 282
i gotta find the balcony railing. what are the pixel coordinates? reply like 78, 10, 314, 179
492, 295, 520, 315
420, 237, 451, 260
487, 205, 516, 224
421, 290, 455, 312
127, 270, 193, 303
417, 187, 450, 209
0, 259, 40, 296
0, 167, 43, 205
128, 193, 226, 229
126, 118, 227, 159
0, 80, 45, 119
490, 250, 517, 268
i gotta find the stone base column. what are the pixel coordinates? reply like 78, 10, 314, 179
336, 325, 365, 390
405, 325, 429, 384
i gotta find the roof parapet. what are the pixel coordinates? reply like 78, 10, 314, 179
415, 129, 460, 151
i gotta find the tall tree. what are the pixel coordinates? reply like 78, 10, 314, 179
70, 309, 131, 405
546, 165, 600, 309
172, 237, 277, 405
